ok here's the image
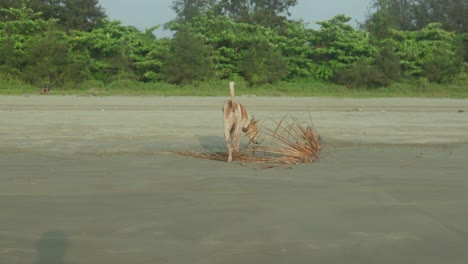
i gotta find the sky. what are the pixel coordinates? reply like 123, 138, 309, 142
99, 0, 373, 37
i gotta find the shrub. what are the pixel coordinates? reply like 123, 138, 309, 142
238, 40, 288, 86
161, 26, 214, 85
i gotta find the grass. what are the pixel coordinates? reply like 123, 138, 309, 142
1, 76, 467, 98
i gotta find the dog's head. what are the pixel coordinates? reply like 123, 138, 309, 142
243, 116, 259, 144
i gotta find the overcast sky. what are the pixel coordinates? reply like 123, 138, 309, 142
99, 0, 372, 37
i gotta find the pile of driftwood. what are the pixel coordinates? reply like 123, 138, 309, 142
179, 113, 321, 166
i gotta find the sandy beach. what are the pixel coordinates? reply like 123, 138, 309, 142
1, 95, 468, 264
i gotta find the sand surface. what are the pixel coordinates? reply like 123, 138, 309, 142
1, 96, 468, 264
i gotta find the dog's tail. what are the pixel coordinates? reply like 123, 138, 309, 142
229, 81, 235, 104
229, 81, 236, 112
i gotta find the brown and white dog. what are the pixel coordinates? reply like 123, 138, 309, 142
222, 81, 259, 162
41, 85, 49, 95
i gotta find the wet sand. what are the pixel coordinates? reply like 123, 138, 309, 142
1, 96, 468, 264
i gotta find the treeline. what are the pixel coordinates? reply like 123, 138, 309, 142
0, 0, 467, 89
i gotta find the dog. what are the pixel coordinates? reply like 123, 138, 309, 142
222, 81, 259, 162
41, 85, 49, 95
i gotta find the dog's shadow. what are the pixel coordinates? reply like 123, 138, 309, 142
196, 136, 254, 161
198, 135, 254, 153
198, 136, 226, 153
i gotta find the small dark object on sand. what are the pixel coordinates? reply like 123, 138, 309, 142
41, 85, 50, 95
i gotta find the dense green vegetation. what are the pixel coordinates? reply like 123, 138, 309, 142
0, 0, 467, 97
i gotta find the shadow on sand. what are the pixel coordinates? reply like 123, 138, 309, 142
35, 231, 69, 264
198, 136, 226, 152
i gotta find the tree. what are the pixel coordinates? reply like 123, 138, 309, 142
214, 0, 298, 27
363, 0, 416, 39
238, 39, 288, 86
170, 0, 298, 28
28, 0, 106, 31
389, 23, 462, 82
412, 0, 468, 33
0, 4, 93, 86
161, 26, 214, 84
333, 45, 401, 89
365, 0, 468, 34
0, 0, 22, 16
171, 0, 215, 23
0, 5, 49, 76
21, 29, 91, 86
69, 20, 169, 83
186, 13, 293, 83
61, 0, 106, 31
311, 15, 375, 81
278, 20, 316, 79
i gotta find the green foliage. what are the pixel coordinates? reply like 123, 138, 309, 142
310, 15, 376, 81
0, 0, 467, 92
334, 44, 401, 89
0, 5, 49, 76
28, 0, 106, 31
238, 39, 288, 86
161, 26, 214, 85
388, 23, 462, 82
374, 45, 402, 82
276, 20, 315, 79
459, 33, 468, 64
171, 0, 215, 23
0, 0, 106, 31
171, 0, 298, 28
188, 13, 287, 83
217, 0, 298, 27
363, 2, 464, 85
21, 29, 91, 86
69, 20, 168, 83
366, 0, 468, 34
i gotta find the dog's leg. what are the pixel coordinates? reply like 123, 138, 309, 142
227, 144, 233, 162
229, 125, 240, 162
234, 126, 242, 152
225, 123, 234, 162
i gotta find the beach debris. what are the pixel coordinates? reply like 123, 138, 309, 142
178, 113, 322, 166
249, 113, 321, 165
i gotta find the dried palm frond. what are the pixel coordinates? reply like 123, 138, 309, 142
177, 113, 321, 166
248, 113, 321, 164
